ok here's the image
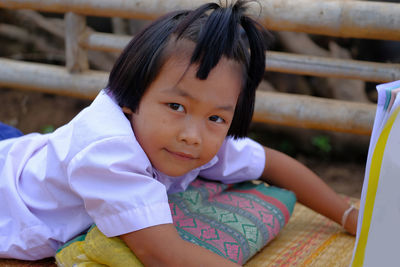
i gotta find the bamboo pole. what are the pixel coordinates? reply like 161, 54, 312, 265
0, 58, 375, 134
266, 52, 400, 83
0, 0, 400, 40
0, 58, 106, 98
80, 31, 131, 53
81, 32, 400, 83
254, 91, 375, 135
258, 0, 400, 40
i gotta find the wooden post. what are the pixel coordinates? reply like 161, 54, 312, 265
65, 12, 89, 73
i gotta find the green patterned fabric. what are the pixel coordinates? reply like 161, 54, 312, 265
170, 179, 296, 263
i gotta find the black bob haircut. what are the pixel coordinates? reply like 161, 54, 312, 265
107, 0, 271, 139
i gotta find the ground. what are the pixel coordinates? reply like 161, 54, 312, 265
0, 87, 366, 198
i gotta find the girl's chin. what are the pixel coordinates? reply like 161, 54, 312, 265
154, 162, 197, 177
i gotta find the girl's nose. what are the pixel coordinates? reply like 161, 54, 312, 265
178, 120, 202, 146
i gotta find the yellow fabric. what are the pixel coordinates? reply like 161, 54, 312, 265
55, 226, 143, 267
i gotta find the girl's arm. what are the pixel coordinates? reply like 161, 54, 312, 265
120, 223, 241, 267
260, 146, 358, 235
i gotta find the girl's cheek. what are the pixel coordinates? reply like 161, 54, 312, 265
161, 118, 168, 125
212, 138, 224, 153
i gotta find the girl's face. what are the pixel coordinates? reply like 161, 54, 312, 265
129, 55, 242, 177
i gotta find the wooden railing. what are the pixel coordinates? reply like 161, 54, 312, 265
1, 0, 399, 135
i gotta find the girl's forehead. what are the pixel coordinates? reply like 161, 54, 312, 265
162, 38, 244, 79
147, 53, 242, 106
162, 52, 243, 80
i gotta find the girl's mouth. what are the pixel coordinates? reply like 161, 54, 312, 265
165, 149, 197, 160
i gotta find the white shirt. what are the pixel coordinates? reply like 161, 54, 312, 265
0, 90, 265, 260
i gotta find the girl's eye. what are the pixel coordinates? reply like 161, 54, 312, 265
167, 103, 185, 112
209, 115, 225, 123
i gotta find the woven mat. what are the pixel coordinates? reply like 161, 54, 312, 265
0, 258, 56, 267
245, 200, 357, 267
0, 200, 357, 267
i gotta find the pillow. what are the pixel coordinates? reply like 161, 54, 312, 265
56, 178, 296, 266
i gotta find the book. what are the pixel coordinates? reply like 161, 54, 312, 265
352, 80, 400, 267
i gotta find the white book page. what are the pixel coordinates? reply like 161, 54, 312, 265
353, 80, 400, 261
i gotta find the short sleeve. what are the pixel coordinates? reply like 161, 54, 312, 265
67, 136, 172, 237
199, 137, 265, 184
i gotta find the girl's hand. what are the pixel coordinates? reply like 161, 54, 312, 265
260, 146, 360, 237
343, 207, 359, 236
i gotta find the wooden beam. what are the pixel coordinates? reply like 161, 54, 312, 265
254, 91, 375, 135
266, 52, 400, 83
80, 31, 131, 53
0, 58, 106, 98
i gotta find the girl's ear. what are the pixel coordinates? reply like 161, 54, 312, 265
122, 106, 134, 115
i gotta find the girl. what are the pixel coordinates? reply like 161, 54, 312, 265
0, 1, 358, 266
